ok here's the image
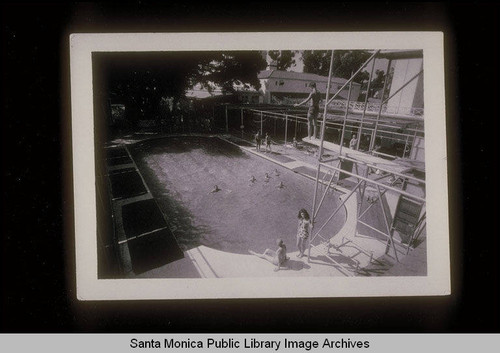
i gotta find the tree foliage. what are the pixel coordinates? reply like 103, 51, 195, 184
302, 50, 331, 76
370, 69, 387, 89
96, 51, 266, 120
302, 50, 372, 84
191, 51, 267, 93
268, 50, 296, 70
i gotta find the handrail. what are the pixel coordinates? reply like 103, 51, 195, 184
319, 162, 426, 203
328, 154, 426, 184
244, 107, 424, 135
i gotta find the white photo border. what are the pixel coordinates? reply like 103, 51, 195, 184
70, 32, 450, 300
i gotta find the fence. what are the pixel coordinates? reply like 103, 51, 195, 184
328, 99, 424, 117
215, 104, 425, 160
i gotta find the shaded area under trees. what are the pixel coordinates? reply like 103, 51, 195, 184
92, 51, 266, 138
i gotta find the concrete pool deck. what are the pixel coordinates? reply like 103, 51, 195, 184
108, 132, 426, 278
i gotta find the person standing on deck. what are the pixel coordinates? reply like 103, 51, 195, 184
265, 133, 272, 152
349, 133, 358, 150
296, 209, 312, 258
294, 82, 321, 139
255, 131, 262, 151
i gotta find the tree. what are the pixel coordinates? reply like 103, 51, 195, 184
302, 50, 331, 76
302, 50, 371, 84
367, 67, 395, 100
192, 51, 267, 94
95, 51, 267, 123
267, 50, 296, 70
333, 50, 371, 81
371, 69, 386, 90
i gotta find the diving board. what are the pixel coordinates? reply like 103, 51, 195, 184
302, 137, 413, 175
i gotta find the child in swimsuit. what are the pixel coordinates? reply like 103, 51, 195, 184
249, 238, 289, 272
265, 133, 272, 152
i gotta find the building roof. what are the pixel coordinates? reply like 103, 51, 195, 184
258, 69, 360, 86
185, 89, 224, 99
376, 50, 424, 60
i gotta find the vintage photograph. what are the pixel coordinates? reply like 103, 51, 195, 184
71, 33, 449, 299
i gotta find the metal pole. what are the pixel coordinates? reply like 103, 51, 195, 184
381, 69, 424, 106
319, 161, 426, 203
339, 81, 353, 156
313, 171, 338, 219
358, 188, 389, 223
308, 50, 336, 262
326, 50, 380, 106
403, 134, 410, 159
295, 116, 298, 138
369, 59, 392, 151
284, 114, 288, 148
410, 128, 418, 160
330, 153, 425, 184
358, 166, 370, 215
357, 57, 376, 150
376, 185, 399, 262
409, 212, 426, 253
317, 50, 336, 160
241, 108, 244, 139
225, 104, 228, 133
308, 163, 323, 262
310, 180, 363, 244
260, 111, 263, 134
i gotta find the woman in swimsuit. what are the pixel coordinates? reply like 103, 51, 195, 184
296, 208, 311, 258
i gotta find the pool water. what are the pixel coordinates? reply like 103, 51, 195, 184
132, 136, 345, 255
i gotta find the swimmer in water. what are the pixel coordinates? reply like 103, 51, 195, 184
210, 185, 221, 193
277, 181, 285, 189
249, 175, 256, 183
264, 173, 271, 183
274, 168, 280, 176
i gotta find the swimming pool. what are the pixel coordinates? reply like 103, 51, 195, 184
131, 136, 345, 255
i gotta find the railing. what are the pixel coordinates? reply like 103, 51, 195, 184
329, 99, 424, 117
269, 96, 424, 118
215, 103, 425, 160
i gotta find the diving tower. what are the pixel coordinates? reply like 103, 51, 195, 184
305, 49, 427, 273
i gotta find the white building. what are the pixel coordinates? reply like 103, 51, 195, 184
384, 51, 424, 116
258, 62, 361, 104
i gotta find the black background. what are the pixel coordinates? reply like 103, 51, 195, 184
1, 2, 498, 333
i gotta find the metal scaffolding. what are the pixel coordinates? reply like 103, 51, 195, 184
217, 49, 426, 276
305, 49, 426, 275
220, 104, 424, 161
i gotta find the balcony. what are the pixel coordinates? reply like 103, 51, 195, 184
329, 99, 424, 119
